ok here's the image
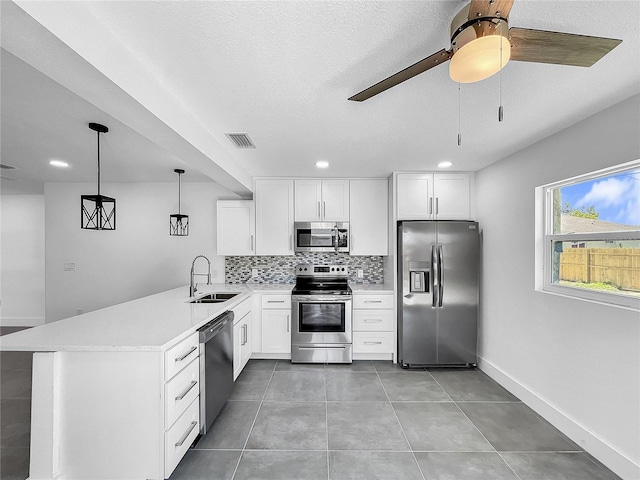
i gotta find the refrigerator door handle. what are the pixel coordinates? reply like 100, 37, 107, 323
431, 245, 438, 308
438, 245, 444, 307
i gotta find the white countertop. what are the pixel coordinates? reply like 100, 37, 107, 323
0, 283, 292, 353
0, 282, 393, 353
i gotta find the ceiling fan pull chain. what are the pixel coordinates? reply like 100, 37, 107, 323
498, 32, 504, 122
457, 83, 462, 146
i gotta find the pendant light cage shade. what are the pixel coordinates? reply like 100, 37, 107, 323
81, 194, 116, 230
170, 213, 189, 236
170, 168, 189, 236
81, 123, 116, 230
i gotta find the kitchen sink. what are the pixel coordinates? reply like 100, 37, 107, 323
189, 292, 240, 304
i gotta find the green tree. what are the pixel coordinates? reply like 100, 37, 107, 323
562, 202, 599, 219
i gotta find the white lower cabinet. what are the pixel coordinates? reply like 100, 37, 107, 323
163, 332, 200, 478
260, 294, 292, 354
164, 396, 200, 476
233, 298, 253, 380
352, 293, 395, 359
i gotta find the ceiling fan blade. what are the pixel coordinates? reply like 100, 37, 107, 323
509, 27, 622, 67
467, 0, 514, 20
348, 49, 452, 102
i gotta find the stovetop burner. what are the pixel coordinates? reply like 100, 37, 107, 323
292, 264, 352, 296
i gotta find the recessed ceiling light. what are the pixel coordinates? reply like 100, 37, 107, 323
315, 161, 329, 169
437, 161, 453, 169
49, 160, 69, 168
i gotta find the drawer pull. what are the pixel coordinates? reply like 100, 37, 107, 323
363, 300, 383, 303
175, 346, 197, 363
364, 319, 383, 322
175, 421, 198, 447
364, 341, 383, 345
175, 380, 197, 401
267, 300, 286, 303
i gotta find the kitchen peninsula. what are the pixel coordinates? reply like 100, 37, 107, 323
0, 284, 287, 479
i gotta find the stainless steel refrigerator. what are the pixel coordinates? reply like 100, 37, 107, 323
398, 221, 479, 367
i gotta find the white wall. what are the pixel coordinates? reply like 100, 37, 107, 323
45, 181, 236, 322
0, 195, 46, 326
475, 94, 640, 479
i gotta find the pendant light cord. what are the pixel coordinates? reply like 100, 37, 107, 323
96, 131, 101, 196
178, 172, 182, 215
457, 83, 462, 146
499, 28, 504, 122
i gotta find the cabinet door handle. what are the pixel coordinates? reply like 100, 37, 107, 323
435, 197, 439, 215
429, 197, 433, 215
250, 235, 254, 251
175, 346, 197, 363
175, 421, 198, 447
242, 324, 248, 345
286, 314, 290, 333
323, 201, 326, 218
363, 300, 383, 303
364, 341, 383, 345
175, 380, 197, 401
317, 202, 321, 219
267, 300, 285, 303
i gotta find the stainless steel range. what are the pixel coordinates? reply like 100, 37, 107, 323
291, 264, 352, 363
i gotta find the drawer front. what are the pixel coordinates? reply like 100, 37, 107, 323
165, 396, 199, 478
165, 357, 200, 428
353, 294, 394, 309
165, 332, 199, 380
353, 332, 394, 353
232, 297, 251, 324
261, 294, 291, 309
352, 309, 394, 331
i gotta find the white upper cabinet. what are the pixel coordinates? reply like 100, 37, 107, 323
255, 179, 294, 255
397, 174, 433, 220
396, 173, 471, 220
349, 179, 389, 256
294, 179, 349, 221
216, 200, 255, 255
432, 173, 471, 220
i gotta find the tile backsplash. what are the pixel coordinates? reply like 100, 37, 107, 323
225, 254, 384, 284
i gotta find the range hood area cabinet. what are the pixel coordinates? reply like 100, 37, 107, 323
294, 179, 350, 222
396, 173, 472, 221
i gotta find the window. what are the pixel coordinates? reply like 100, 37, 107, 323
539, 160, 640, 310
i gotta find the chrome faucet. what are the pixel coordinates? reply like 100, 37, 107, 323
190, 255, 211, 297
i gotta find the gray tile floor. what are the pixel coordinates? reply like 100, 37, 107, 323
170, 360, 621, 480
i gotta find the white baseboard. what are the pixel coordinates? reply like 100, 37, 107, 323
479, 356, 640, 480
0, 316, 45, 327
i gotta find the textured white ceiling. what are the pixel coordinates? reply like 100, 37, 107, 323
2, 1, 639, 194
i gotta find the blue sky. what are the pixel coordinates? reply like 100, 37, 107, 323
561, 169, 640, 226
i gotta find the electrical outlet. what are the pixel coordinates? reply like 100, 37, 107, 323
252, 268, 259, 277
64, 262, 76, 271
357, 269, 364, 278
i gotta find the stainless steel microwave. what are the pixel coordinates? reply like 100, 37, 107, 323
294, 222, 349, 253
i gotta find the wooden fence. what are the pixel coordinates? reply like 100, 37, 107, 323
559, 248, 640, 291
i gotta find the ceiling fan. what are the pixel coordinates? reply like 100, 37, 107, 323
348, 0, 622, 102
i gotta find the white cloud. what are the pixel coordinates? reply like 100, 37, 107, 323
575, 176, 633, 209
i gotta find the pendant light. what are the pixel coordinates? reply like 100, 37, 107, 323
81, 123, 116, 230
170, 168, 189, 236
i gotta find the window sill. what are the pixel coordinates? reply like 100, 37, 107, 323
537, 284, 640, 312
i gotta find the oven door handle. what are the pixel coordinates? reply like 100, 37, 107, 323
292, 295, 352, 303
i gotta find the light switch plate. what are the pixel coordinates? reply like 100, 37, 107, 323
357, 269, 364, 278
252, 268, 259, 277
64, 262, 76, 271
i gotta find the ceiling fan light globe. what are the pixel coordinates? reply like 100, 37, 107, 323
450, 35, 511, 83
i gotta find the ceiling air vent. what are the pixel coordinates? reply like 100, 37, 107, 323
226, 133, 256, 149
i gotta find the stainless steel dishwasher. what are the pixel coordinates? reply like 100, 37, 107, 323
197, 310, 234, 435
